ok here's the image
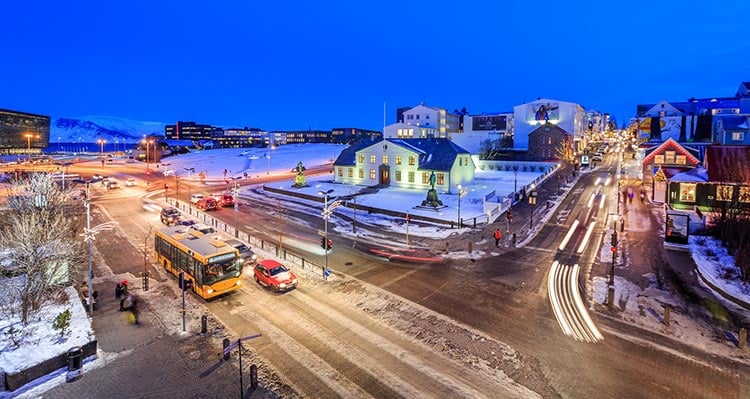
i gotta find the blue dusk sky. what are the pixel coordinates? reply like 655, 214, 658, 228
2, 1, 748, 131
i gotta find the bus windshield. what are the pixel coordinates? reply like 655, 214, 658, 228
203, 259, 242, 286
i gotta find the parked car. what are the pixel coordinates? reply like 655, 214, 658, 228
190, 194, 205, 204
253, 260, 297, 292
177, 219, 196, 226
224, 239, 257, 264
160, 207, 181, 225
125, 178, 137, 187
592, 154, 603, 162
196, 197, 219, 211
105, 181, 119, 190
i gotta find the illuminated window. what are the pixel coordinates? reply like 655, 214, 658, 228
665, 151, 675, 164
679, 183, 696, 202
370, 169, 375, 179
740, 187, 750, 203
382, 155, 388, 164
733, 132, 744, 141
459, 158, 462, 166
358, 154, 364, 164
395, 155, 402, 165
654, 155, 664, 164
358, 169, 364, 179
422, 173, 430, 184
338, 168, 343, 177
395, 171, 401, 181
716, 185, 733, 201
348, 168, 353, 178
437, 173, 444, 185
370, 155, 376, 164
408, 171, 415, 183
409, 156, 416, 166
675, 155, 686, 165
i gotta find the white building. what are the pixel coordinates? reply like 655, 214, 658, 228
452, 112, 514, 154
512, 98, 587, 151
384, 103, 459, 139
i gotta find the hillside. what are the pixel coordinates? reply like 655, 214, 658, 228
51, 115, 165, 144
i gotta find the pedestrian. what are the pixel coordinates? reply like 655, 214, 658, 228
122, 293, 138, 324
493, 229, 502, 247
115, 280, 128, 311
640, 190, 645, 203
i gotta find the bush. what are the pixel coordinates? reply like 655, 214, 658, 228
52, 309, 71, 338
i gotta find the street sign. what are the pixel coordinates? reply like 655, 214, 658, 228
329, 200, 342, 210
324, 268, 331, 278
317, 230, 326, 236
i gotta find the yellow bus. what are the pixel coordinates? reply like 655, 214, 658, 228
154, 225, 243, 299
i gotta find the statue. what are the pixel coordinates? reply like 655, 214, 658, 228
292, 161, 309, 188
421, 171, 443, 208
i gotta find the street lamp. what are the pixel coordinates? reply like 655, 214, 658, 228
513, 165, 519, 202
24, 133, 38, 161
76, 180, 117, 316
318, 189, 334, 275
265, 145, 275, 175
97, 139, 106, 155
184, 167, 195, 203
231, 177, 241, 237
528, 183, 537, 229
457, 184, 467, 228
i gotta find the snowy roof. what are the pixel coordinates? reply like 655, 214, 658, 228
333, 137, 470, 172
669, 166, 709, 182
719, 116, 749, 131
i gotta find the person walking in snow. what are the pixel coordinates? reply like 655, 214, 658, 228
115, 280, 129, 311
493, 229, 502, 247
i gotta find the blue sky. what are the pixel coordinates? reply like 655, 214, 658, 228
2, 1, 748, 131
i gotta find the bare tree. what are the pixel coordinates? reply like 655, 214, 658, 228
554, 136, 575, 165
0, 174, 85, 324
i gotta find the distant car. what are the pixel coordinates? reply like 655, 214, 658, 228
160, 207, 181, 225
101, 176, 111, 185
93, 174, 104, 180
253, 260, 297, 292
592, 154, 602, 162
125, 178, 137, 187
196, 197, 219, 211
595, 173, 612, 186
105, 181, 119, 190
224, 239, 257, 264
177, 219, 196, 227
190, 194, 205, 204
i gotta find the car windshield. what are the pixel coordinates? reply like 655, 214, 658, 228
269, 265, 288, 276
203, 259, 242, 285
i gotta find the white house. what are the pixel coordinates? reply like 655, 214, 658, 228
384, 103, 460, 139
333, 138, 474, 193
513, 98, 586, 151
383, 122, 439, 140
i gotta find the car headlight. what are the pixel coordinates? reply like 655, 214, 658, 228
206, 289, 214, 294
291, 278, 297, 284
235, 280, 242, 286
279, 283, 287, 288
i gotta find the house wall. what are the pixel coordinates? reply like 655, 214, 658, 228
513, 100, 585, 151
528, 126, 570, 161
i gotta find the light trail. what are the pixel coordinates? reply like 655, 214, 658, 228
547, 262, 604, 343
558, 219, 580, 251
586, 192, 596, 208
576, 221, 596, 254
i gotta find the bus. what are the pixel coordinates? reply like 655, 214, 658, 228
154, 225, 243, 299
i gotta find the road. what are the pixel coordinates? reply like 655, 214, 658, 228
64, 157, 750, 398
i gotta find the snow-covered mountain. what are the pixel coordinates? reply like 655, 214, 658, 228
51, 115, 165, 144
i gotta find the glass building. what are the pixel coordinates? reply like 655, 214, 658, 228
0, 108, 50, 155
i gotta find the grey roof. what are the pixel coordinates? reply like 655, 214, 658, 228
333, 137, 471, 172
157, 225, 237, 260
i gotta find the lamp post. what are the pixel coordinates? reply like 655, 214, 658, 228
528, 183, 537, 229
184, 167, 195, 203
24, 133, 38, 161
97, 139, 106, 155
513, 165, 519, 202
318, 189, 334, 275
457, 184, 467, 228
232, 177, 241, 237
77, 181, 117, 316
266, 145, 275, 175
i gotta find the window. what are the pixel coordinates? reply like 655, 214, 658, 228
416, 114, 420, 120
732, 132, 745, 141
396, 155, 402, 165
358, 169, 364, 179
370, 169, 375, 179
395, 170, 401, 181
665, 151, 675, 164
370, 155, 376, 164
337, 168, 343, 177
358, 154, 364, 164
382, 155, 388, 164
740, 186, 750, 203
675, 155, 686, 165
436, 173, 444, 185
408, 171, 415, 183
547, 137, 552, 144
422, 173, 430, 184
716, 185, 733, 201
679, 183, 696, 202
408, 156, 416, 166
348, 168, 353, 178
654, 155, 664, 164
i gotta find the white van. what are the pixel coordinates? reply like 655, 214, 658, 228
190, 194, 205, 204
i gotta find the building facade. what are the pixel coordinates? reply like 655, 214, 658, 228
527, 123, 573, 161
331, 127, 382, 144
214, 127, 266, 148
333, 138, 474, 192
512, 99, 586, 152
165, 121, 221, 141
0, 108, 50, 155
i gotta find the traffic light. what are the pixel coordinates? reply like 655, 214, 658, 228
611, 231, 618, 246
326, 239, 333, 250
507, 209, 513, 221
146, 169, 152, 176
320, 237, 326, 249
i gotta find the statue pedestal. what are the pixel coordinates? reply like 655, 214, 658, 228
419, 188, 445, 210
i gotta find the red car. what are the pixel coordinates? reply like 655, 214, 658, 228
196, 197, 219, 211
253, 260, 298, 292
218, 193, 235, 207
